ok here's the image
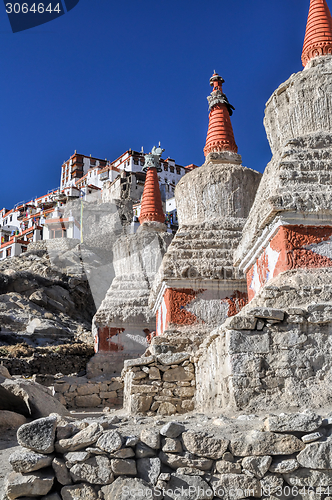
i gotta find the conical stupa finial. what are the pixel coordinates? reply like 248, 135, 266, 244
302, 0, 332, 67
139, 146, 165, 225
203, 72, 238, 157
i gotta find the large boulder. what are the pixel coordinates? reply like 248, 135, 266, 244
0, 386, 30, 417
0, 411, 26, 429
1, 378, 69, 418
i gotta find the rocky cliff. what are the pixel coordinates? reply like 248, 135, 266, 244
0, 241, 97, 349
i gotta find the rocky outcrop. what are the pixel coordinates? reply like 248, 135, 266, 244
0, 245, 95, 348
0, 376, 68, 419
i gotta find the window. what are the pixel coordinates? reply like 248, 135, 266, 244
6, 247, 11, 257
170, 166, 174, 173
10, 216, 12, 222
176, 167, 181, 175
134, 160, 139, 165
164, 164, 168, 171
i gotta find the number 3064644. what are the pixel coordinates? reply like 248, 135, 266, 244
6, 3, 62, 14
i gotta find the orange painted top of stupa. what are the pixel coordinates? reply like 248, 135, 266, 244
302, 0, 332, 67
139, 166, 165, 225
203, 73, 238, 157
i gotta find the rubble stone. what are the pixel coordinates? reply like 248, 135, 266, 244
265, 412, 322, 433
111, 458, 137, 476
137, 457, 161, 486
52, 457, 72, 485
96, 430, 123, 453
159, 451, 213, 471
61, 484, 98, 500
165, 474, 214, 500
17, 416, 57, 454
160, 421, 185, 438
209, 473, 261, 500
140, 429, 161, 450
103, 477, 156, 500
9, 448, 52, 473
70, 456, 114, 484
182, 431, 229, 460
241, 456, 272, 479
56, 423, 103, 452
297, 441, 332, 469
229, 431, 304, 456
4, 471, 54, 499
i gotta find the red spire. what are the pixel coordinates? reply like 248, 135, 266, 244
204, 73, 238, 157
139, 167, 165, 224
302, 0, 332, 67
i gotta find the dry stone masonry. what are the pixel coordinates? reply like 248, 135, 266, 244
4, 410, 332, 500
54, 375, 123, 410
122, 351, 195, 416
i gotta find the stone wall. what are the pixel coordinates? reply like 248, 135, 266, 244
4, 410, 332, 500
122, 352, 195, 416
0, 350, 93, 378
54, 376, 123, 409
195, 268, 332, 413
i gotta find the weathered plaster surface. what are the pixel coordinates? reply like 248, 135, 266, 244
248, 225, 332, 300
235, 56, 332, 267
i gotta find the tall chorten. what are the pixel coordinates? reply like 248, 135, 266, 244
149, 74, 261, 345
90, 147, 172, 377
235, 0, 332, 301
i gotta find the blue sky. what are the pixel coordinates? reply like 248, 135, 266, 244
0, 0, 310, 209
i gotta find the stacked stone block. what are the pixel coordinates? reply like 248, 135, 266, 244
122, 351, 195, 416
195, 267, 332, 413
54, 376, 123, 409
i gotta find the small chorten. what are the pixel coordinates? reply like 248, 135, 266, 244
89, 146, 173, 377
302, 0, 332, 67
204, 73, 238, 156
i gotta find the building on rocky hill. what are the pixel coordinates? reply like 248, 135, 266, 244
0, 147, 190, 260
149, 73, 262, 341
88, 146, 173, 377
